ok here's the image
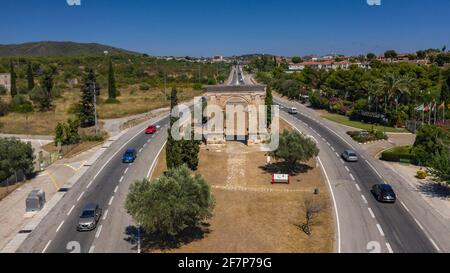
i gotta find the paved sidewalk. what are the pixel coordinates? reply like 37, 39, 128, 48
382, 162, 450, 220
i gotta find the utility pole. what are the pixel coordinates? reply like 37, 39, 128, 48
93, 82, 99, 135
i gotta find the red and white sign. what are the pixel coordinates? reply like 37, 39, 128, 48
272, 174, 290, 184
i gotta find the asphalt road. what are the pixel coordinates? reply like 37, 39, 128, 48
17, 115, 170, 253
276, 99, 438, 253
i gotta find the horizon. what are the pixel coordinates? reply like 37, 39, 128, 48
1, 0, 450, 57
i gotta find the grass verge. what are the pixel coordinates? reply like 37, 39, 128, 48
322, 113, 408, 133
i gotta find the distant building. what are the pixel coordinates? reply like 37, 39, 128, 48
0, 73, 11, 93
212, 56, 224, 62
288, 61, 370, 71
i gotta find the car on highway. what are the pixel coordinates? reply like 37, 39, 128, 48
371, 184, 397, 203
341, 150, 358, 162
122, 149, 137, 163
145, 125, 157, 134
77, 203, 102, 231
288, 107, 298, 115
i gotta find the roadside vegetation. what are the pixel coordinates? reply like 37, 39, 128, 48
249, 49, 450, 130
0, 54, 231, 135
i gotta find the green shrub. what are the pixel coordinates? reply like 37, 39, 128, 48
381, 146, 417, 163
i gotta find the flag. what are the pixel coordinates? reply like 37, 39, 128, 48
438, 102, 445, 109
415, 104, 424, 111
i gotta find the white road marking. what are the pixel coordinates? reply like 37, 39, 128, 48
376, 224, 385, 236
147, 139, 151, 143
42, 240, 52, 253
326, 142, 331, 146
147, 140, 168, 178
340, 159, 345, 164
143, 143, 147, 148
95, 225, 103, 238
368, 208, 375, 219
56, 221, 65, 233
108, 196, 114, 206
76, 191, 85, 202
124, 167, 129, 174
86, 180, 94, 189
67, 205, 75, 216
429, 238, 441, 252
361, 195, 368, 204
386, 243, 393, 253
139, 148, 143, 153
331, 146, 335, 152
335, 152, 340, 158
414, 218, 425, 231
400, 201, 411, 213
89, 245, 95, 253
364, 160, 383, 180
345, 166, 350, 172
114, 185, 119, 193
119, 176, 124, 183
350, 174, 356, 181
317, 157, 342, 253
103, 209, 109, 220
317, 133, 322, 138
354, 183, 360, 191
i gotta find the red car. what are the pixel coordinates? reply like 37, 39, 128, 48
145, 125, 157, 134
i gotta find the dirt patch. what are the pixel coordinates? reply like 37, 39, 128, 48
146, 120, 334, 253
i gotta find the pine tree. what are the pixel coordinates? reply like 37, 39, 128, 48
27, 61, 34, 91
166, 87, 183, 169
78, 68, 99, 128
10, 60, 17, 98
265, 86, 274, 127
107, 58, 118, 102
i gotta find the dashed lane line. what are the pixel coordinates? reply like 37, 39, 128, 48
368, 208, 375, 219
114, 185, 119, 193
103, 209, 109, 221
76, 191, 85, 202
42, 240, 52, 253
386, 243, 394, 253
67, 205, 75, 216
361, 195, 368, 204
56, 221, 64, 233
350, 174, 356, 181
89, 245, 95, 253
95, 225, 103, 238
108, 196, 114, 206
376, 224, 385, 237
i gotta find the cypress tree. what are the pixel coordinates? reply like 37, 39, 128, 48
166, 87, 183, 169
40, 69, 54, 111
27, 61, 35, 91
107, 58, 117, 101
265, 86, 274, 127
10, 60, 17, 98
78, 68, 99, 128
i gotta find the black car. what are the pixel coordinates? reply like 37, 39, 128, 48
372, 184, 397, 203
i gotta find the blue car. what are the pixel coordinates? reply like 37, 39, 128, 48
122, 149, 137, 163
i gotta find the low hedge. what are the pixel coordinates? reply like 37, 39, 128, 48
380, 146, 418, 164
347, 130, 388, 143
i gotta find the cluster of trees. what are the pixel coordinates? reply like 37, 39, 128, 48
0, 138, 35, 182
0, 55, 231, 93
54, 118, 80, 146
255, 59, 450, 127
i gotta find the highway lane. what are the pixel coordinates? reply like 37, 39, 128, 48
17, 115, 171, 253
276, 100, 437, 253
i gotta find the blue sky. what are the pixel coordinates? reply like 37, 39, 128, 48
1, 0, 449, 57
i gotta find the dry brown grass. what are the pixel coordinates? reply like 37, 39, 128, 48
146, 120, 334, 253
0, 86, 203, 135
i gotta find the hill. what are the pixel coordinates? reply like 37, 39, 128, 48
0, 41, 142, 57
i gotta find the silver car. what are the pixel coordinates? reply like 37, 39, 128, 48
77, 203, 102, 232
342, 150, 358, 162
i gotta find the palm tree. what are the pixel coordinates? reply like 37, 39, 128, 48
381, 73, 410, 113
362, 79, 384, 112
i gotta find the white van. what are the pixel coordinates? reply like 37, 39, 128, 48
288, 107, 298, 115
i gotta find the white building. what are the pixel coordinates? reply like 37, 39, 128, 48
0, 73, 11, 93
288, 61, 370, 71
